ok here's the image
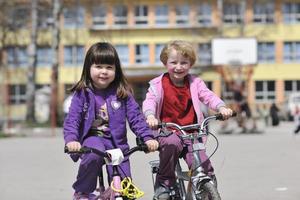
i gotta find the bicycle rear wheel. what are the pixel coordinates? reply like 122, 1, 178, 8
197, 181, 221, 200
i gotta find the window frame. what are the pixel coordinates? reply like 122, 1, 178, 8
257, 42, 275, 63
134, 5, 148, 26
8, 84, 27, 104
135, 44, 149, 65
196, 3, 212, 26
91, 5, 107, 29
63, 45, 85, 67
255, 80, 276, 102
253, 1, 275, 24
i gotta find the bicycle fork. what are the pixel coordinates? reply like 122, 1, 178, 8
112, 166, 123, 200
186, 142, 212, 200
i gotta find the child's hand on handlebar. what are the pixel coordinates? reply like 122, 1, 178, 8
145, 139, 159, 152
66, 141, 81, 152
146, 114, 159, 129
218, 107, 233, 120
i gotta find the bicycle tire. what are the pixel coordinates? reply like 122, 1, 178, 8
197, 181, 221, 200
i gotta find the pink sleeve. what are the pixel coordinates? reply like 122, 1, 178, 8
142, 85, 158, 117
197, 79, 225, 111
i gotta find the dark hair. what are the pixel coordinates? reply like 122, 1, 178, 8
70, 42, 132, 98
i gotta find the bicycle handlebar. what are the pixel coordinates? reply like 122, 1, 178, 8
64, 137, 149, 158
158, 111, 237, 137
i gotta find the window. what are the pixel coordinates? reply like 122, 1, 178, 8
37, 6, 53, 29
284, 42, 300, 62
37, 47, 53, 67
7, 46, 28, 68
63, 6, 85, 28
282, 3, 300, 23
9, 84, 26, 104
197, 3, 212, 26
115, 45, 129, 66
113, 5, 128, 25
253, 1, 274, 23
135, 5, 148, 25
155, 5, 168, 26
64, 46, 85, 66
285, 80, 300, 97
223, 3, 242, 24
135, 44, 149, 65
92, 5, 106, 28
131, 82, 148, 107
255, 81, 276, 101
198, 43, 211, 66
221, 82, 234, 103
10, 6, 29, 28
175, 4, 189, 25
155, 44, 164, 64
257, 42, 275, 63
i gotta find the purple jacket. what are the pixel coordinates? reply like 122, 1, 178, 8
64, 87, 154, 154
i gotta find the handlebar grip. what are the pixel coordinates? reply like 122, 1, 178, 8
157, 122, 166, 129
64, 146, 69, 153
135, 137, 150, 153
215, 111, 237, 120
64, 146, 92, 154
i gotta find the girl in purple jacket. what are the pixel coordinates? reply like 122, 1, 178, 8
142, 40, 232, 199
64, 42, 158, 200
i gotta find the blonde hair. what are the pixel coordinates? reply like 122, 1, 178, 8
160, 40, 196, 66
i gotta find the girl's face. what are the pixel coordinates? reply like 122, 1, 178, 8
90, 63, 116, 89
165, 49, 192, 86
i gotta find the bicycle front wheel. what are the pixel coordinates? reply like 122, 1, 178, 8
197, 182, 221, 200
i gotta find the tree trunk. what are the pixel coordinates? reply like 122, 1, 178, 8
50, 0, 61, 131
26, 0, 38, 123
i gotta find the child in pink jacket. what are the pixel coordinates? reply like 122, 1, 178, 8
142, 40, 233, 199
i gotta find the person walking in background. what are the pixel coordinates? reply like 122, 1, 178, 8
261, 103, 269, 127
270, 103, 280, 126
294, 106, 300, 134
142, 40, 233, 199
63, 42, 158, 200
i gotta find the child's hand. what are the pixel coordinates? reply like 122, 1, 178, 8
145, 139, 159, 152
66, 141, 81, 152
218, 107, 233, 120
146, 115, 159, 129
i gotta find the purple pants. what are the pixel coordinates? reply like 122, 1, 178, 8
156, 133, 214, 187
72, 136, 131, 194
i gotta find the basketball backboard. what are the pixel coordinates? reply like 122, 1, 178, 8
212, 38, 257, 66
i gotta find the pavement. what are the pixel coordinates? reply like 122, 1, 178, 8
1, 120, 300, 200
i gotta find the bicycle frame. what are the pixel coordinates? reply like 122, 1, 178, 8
150, 113, 236, 200
65, 138, 148, 200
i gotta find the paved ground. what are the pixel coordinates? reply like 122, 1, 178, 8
0, 120, 300, 200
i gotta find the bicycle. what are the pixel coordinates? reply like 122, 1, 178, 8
65, 138, 149, 200
149, 112, 236, 200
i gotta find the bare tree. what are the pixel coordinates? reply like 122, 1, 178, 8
25, 0, 38, 123
50, 0, 62, 131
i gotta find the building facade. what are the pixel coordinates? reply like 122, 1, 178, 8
1, 0, 300, 122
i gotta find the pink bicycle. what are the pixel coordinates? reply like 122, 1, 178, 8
65, 138, 148, 200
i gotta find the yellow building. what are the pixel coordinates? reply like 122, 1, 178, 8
1, 0, 300, 122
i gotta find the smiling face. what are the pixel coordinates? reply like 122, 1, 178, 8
165, 48, 192, 86
90, 63, 116, 89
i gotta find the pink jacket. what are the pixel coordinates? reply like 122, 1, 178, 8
142, 74, 225, 125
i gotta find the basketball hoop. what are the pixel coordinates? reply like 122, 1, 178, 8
228, 60, 242, 68
212, 37, 257, 67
